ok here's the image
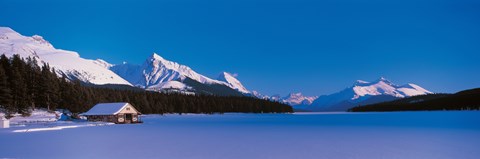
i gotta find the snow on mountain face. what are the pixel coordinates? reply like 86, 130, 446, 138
251, 90, 269, 99
217, 72, 250, 94
305, 77, 432, 111
0, 27, 132, 86
250, 91, 318, 106
93, 59, 113, 69
351, 77, 432, 100
109, 62, 143, 87
146, 53, 225, 86
281, 93, 318, 106
111, 53, 238, 92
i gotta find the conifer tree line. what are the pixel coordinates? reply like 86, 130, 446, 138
349, 88, 480, 112
0, 54, 293, 118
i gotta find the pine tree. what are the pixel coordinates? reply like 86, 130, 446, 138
0, 55, 10, 73
0, 55, 293, 115
25, 57, 41, 109
10, 55, 30, 116
48, 68, 60, 111
37, 64, 59, 111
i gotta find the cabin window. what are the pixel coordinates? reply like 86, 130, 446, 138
126, 108, 131, 111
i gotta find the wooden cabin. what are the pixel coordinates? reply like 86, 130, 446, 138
82, 103, 142, 124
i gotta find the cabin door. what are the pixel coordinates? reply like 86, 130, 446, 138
125, 114, 133, 123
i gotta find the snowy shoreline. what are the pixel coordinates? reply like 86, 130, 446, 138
2, 109, 479, 134
1, 111, 479, 159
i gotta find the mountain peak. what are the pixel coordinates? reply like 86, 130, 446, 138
146, 53, 182, 71
113, 53, 231, 89
0, 27, 15, 34
217, 72, 249, 94
287, 92, 303, 97
31, 35, 53, 47
353, 77, 393, 86
0, 27, 22, 39
94, 59, 113, 68
375, 77, 393, 84
350, 77, 431, 100
149, 53, 165, 61
0, 26, 132, 86
280, 92, 318, 106
222, 72, 234, 77
354, 80, 370, 86
221, 72, 239, 79
308, 78, 433, 111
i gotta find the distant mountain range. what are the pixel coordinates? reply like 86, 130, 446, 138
0, 27, 435, 111
350, 88, 480, 112
252, 92, 318, 106
295, 78, 432, 111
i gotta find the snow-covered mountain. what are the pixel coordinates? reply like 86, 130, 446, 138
250, 91, 318, 106
349, 77, 431, 99
0, 27, 132, 86
111, 53, 225, 88
0, 27, 434, 107
251, 91, 270, 99
298, 77, 432, 111
217, 72, 250, 94
280, 93, 318, 106
0, 27, 251, 96
110, 53, 249, 96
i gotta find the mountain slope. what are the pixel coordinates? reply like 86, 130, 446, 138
0, 27, 131, 86
182, 77, 244, 96
277, 93, 318, 106
249, 91, 318, 106
350, 88, 480, 112
301, 77, 432, 111
111, 53, 248, 96
217, 72, 250, 94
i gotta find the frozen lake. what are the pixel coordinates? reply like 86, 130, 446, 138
1, 111, 480, 159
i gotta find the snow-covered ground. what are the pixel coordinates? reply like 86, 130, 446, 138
8, 109, 63, 124
1, 111, 480, 159
1, 109, 113, 133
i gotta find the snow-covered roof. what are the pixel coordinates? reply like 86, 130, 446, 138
82, 103, 134, 115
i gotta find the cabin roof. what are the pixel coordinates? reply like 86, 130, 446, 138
82, 103, 136, 115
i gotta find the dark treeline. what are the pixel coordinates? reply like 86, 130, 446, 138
349, 88, 480, 112
0, 54, 293, 117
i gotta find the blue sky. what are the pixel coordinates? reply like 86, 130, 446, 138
1, 0, 479, 96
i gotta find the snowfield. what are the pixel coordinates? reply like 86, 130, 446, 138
1, 109, 114, 133
0, 27, 132, 86
1, 111, 480, 159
